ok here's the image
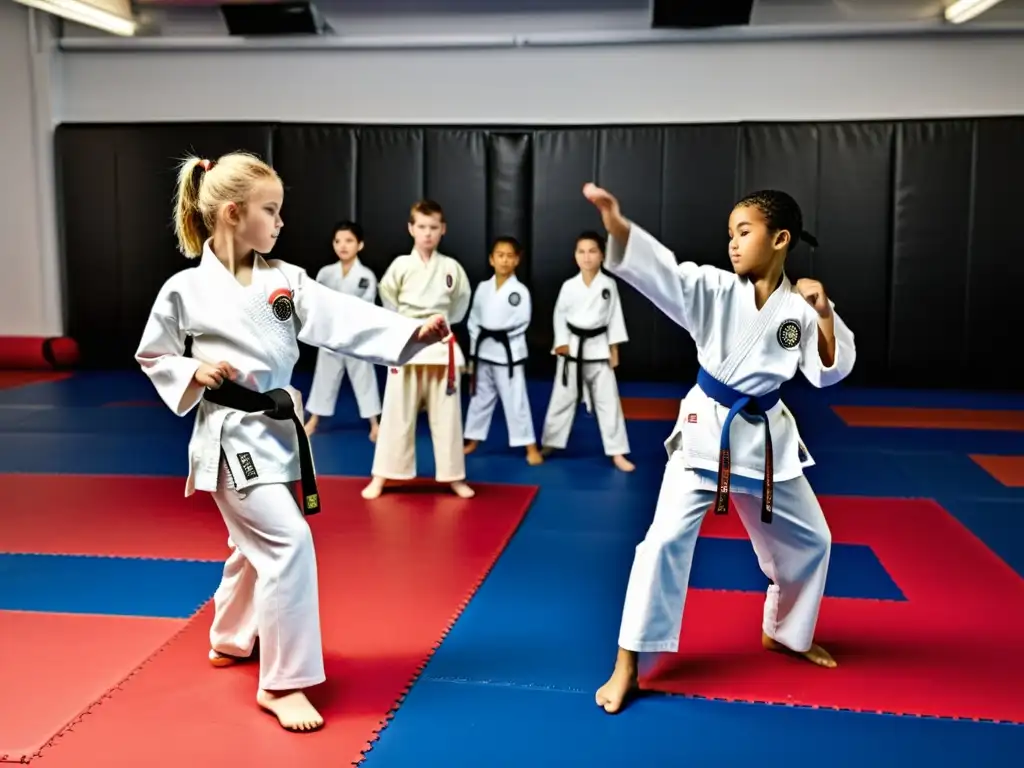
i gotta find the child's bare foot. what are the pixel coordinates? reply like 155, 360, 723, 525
762, 631, 837, 668
463, 439, 479, 455
612, 455, 635, 472
209, 649, 242, 667
361, 476, 386, 499
525, 444, 544, 465
368, 419, 379, 443
303, 414, 319, 437
595, 648, 639, 714
256, 689, 324, 732
450, 480, 475, 498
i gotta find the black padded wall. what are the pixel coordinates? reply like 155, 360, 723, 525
55, 117, 1024, 389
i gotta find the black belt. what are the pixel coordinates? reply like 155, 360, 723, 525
204, 379, 321, 516
469, 328, 519, 396
561, 323, 608, 408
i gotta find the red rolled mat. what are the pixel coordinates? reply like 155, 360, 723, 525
0, 336, 79, 370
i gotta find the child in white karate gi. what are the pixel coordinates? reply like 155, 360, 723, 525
541, 231, 635, 473
583, 183, 856, 715
304, 221, 383, 441
135, 152, 451, 733
463, 236, 542, 465
362, 199, 475, 500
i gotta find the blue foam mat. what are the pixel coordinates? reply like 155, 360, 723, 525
0, 553, 222, 618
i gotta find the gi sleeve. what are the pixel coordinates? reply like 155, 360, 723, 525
605, 280, 629, 346
293, 268, 431, 366
135, 283, 204, 416
799, 303, 856, 388
605, 222, 726, 340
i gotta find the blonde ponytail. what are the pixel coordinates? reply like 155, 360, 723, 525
173, 156, 208, 258
170, 151, 279, 259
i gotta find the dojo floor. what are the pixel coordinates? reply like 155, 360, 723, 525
1, 369, 1023, 766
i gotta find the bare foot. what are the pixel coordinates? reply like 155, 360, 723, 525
525, 444, 544, 465
595, 648, 639, 714
450, 480, 475, 498
256, 689, 324, 732
303, 415, 319, 437
361, 476, 386, 499
762, 631, 837, 668
368, 420, 379, 443
209, 649, 242, 667
463, 439, 479, 455
612, 455, 635, 472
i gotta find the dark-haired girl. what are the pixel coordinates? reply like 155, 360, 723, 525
582, 183, 856, 715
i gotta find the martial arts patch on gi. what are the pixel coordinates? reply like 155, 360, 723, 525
237, 452, 259, 481
268, 288, 294, 322
446, 273, 454, 289
358, 277, 370, 289
776, 319, 801, 349
508, 291, 521, 307
601, 288, 611, 300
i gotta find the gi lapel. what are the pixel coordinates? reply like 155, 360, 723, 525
713, 275, 790, 384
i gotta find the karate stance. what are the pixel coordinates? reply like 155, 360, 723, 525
362, 199, 475, 500
304, 221, 382, 441
135, 152, 451, 732
463, 236, 542, 465
585, 183, 856, 715
541, 231, 634, 472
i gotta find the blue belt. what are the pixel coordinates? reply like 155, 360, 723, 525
696, 367, 779, 524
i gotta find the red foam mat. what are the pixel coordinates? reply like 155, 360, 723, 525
0, 371, 71, 390
0, 474, 231, 561
642, 497, 1024, 723
0, 611, 187, 763
26, 478, 536, 767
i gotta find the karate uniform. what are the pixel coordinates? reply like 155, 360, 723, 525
306, 259, 383, 421
541, 271, 630, 457
463, 275, 536, 447
135, 241, 430, 691
371, 249, 471, 482
604, 223, 856, 655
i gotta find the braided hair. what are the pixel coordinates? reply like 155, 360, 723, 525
734, 190, 818, 250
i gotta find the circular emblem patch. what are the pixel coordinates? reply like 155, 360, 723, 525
508, 292, 521, 307
777, 319, 801, 349
269, 288, 294, 322
601, 288, 610, 300
445, 274, 453, 289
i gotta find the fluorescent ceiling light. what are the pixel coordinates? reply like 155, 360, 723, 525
13, 0, 138, 36
945, 0, 1006, 24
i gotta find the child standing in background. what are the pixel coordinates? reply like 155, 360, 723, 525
463, 236, 542, 465
541, 231, 634, 473
304, 221, 382, 441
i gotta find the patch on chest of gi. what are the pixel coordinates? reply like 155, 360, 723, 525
508, 291, 521, 306
268, 288, 294, 322
445, 273, 454, 289
776, 319, 801, 349
237, 452, 259, 481
358, 277, 370, 289
601, 288, 610, 300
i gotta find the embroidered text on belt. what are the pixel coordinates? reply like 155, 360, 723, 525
561, 322, 607, 408
696, 367, 780, 524
469, 327, 518, 396
203, 379, 321, 515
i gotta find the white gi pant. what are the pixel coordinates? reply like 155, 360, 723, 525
371, 365, 465, 482
618, 452, 832, 654
464, 362, 536, 447
541, 357, 630, 456
208, 461, 325, 691
307, 348, 382, 420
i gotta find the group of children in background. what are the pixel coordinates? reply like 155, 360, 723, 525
304, 199, 636, 499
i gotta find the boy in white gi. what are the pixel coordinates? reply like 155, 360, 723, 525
362, 199, 475, 500
135, 152, 451, 732
463, 236, 542, 465
583, 183, 856, 715
540, 231, 634, 473
304, 221, 382, 441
